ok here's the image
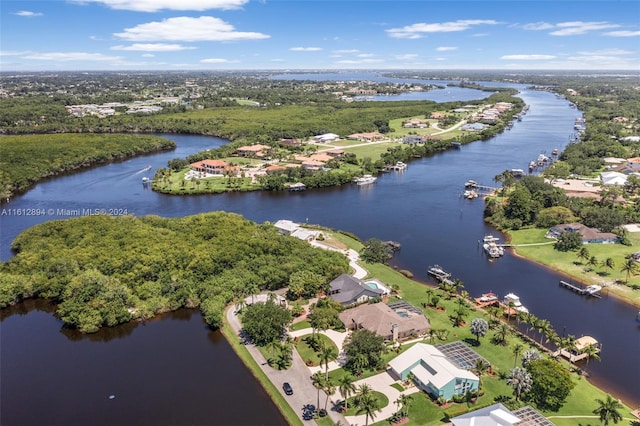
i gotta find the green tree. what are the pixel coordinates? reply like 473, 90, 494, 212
526, 359, 575, 411
592, 394, 624, 426
241, 300, 292, 346
311, 372, 325, 412
493, 323, 511, 345
338, 374, 357, 412
620, 257, 639, 284
600, 257, 615, 274
577, 246, 591, 264
512, 343, 525, 368
354, 384, 381, 426
344, 329, 386, 373
470, 317, 489, 344
582, 343, 601, 366
472, 358, 491, 389
359, 238, 393, 264
506, 367, 532, 401
394, 393, 414, 418
555, 230, 583, 252
318, 341, 338, 380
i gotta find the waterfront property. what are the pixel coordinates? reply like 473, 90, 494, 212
546, 223, 619, 244
450, 403, 553, 426
388, 343, 479, 402
556, 335, 601, 363
338, 301, 429, 342
328, 274, 384, 306
272, 219, 316, 241
189, 159, 231, 175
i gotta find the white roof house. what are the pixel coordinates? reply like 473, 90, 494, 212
450, 403, 521, 426
388, 343, 479, 401
314, 133, 340, 142
273, 220, 316, 241
600, 171, 627, 186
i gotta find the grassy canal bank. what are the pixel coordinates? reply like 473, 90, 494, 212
507, 228, 640, 308
221, 228, 637, 425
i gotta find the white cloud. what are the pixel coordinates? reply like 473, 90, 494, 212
436, 46, 458, 52
289, 47, 323, 52
69, 0, 247, 12
577, 48, 632, 56
141, 53, 155, 58
21, 52, 123, 62
111, 43, 196, 51
114, 16, 269, 42
604, 30, 640, 37
201, 58, 238, 63
333, 49, 359, 54
395, 54, 418, 60
0, 50, 32, 56
501, 54, 557, 60
335, 58, 384, 64
357, 53, 375, 58
14, 10, 43, 17
550, 21, 620, 36
387, 20, 498, 39
522, 22, 553, 30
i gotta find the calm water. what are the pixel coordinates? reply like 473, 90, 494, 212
1, 85, 639, 424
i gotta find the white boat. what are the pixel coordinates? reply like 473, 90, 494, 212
354, 175, 377, 185
584, 284, 602, 295
478, 292, 498, 303
393, 161, 408, 171
428, 265, 451, 281
464, 180, 478, 188
142, 176, 149, 183
483, 235, 504, 258
464, 190, 478, 199
503, 293, 528, 313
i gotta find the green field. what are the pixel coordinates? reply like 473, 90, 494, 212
509, 228, 640, 306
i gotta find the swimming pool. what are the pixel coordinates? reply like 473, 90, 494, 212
364, 280, 391, 294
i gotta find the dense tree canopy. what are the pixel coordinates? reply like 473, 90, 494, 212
343, 329, 387, 372
241, 300, 292, 346
0, 212, 350, 332
526, 359, 575, 411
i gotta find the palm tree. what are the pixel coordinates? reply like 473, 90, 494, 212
355, 385, 381, 426
577, 246, 590, 264
592, 394, 624, 425
338, 375, 357, 412
318, 342, 338, 380
323, 379, 336, 413
521, 349, 541, 367
512, 343, 524, 368
394, 393, 414, 418
506, 367, 532, 401
535, 318, 554, 345
620, 257, 639, 284
472, 358, 491, 389
582, 343, 601, 366
588, 256, 599, 271
311, 372, 325, 412
470, 318, 489, 344
493, 323, 510, 345
601, 257, 615, 274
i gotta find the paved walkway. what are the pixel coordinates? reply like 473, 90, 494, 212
226, 300, 348, 425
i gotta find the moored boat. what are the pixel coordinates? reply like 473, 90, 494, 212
428, 265, 451, 281
503, 293, 528, 313
354, 175, 377, 185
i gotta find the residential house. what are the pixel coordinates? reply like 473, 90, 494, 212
328, 274, 383, 306
461, 123, 487, 131
272, 219, 316, 241
326, 149, 344, 158
388, 343, 479, 401
314, 133, 340, 143
278, 138, 302, 147
600, 171, 627, 186
404, 118, 429, 128
430, 113, 445, 119
189, 159, 230, 175
264, 165, 287, 174
236, 144, 272, 158
339, 301, 429, 342
347, 132, 384, 142
546, 223, 618, 244
450, 403, 553, 426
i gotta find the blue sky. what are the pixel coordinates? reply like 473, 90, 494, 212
1, 0, 639, 71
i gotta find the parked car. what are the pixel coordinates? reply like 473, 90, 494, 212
282, 382, 293, 395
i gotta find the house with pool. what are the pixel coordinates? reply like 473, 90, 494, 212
388, 343, 479, 402
327, 274, 389, 306
339, 301, 429, 342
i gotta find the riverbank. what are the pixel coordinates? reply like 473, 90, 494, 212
0, 133, 175, 201
219, 228, 637, 425
506, 228, 640, 308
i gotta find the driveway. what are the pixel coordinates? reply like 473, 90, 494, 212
226, 303, 348, 425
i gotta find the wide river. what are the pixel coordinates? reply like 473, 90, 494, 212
1, 83, 639, 425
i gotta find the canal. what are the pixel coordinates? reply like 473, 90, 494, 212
1, 84, 638, 425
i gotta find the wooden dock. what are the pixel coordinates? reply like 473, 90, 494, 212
559, 280, 602, 298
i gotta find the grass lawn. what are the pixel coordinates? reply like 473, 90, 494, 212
295, 333, 338, 367
509, 228, 640, 306
154, 168, 260, 194
342, 142, 399, 161
289, 320, 311, 332
343, 391, 390, 416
